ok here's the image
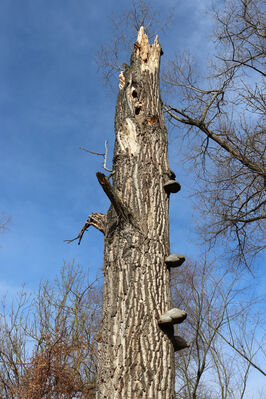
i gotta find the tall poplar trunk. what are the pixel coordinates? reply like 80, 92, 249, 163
96, 28, 177, 399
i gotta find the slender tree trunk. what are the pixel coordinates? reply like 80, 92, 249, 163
96, 28, 175, 399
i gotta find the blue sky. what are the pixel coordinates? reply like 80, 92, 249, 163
0, 0, 217, 292
0, 0, 265, 395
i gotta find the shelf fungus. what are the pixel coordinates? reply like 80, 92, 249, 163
158, 308, 187, 325
172, 336, 190, 352
164, 180, 181, 194
165, 254, 185, 268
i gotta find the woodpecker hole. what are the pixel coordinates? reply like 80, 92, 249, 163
132, 90, 138, 98
135, 107, 141, 115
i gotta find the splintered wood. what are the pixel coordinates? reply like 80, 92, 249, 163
135, 26, 161, 73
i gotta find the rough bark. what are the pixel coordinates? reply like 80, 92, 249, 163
96, 28, 176, 399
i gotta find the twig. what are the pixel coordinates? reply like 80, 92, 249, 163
65, 213, 105, 245
80, 141, 113, 173
80, 147, 104, 156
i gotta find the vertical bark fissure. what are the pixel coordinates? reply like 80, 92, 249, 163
97, 28, 175, 399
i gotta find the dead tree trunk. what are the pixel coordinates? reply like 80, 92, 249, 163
95, 28, 186, 399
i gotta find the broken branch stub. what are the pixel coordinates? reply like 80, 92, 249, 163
65, 212, 105, 244
96, 172, 131, 222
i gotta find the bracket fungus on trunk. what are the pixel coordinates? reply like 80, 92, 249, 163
173, 336, 190, 352
165, 254, 185, 268
158, 309, 189, 353
158, 308, 187, 325
164, 179, 181, 194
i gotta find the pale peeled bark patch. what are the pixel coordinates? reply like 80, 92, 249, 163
117, 118, 140, 155
119, 71, 125, 90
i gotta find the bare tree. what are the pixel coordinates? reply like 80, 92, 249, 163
163, 0, 265, 269
9, 336, 96, 399
0, 288, 29, 398
92, 27, 188, 398
65, 23, 194, 396
171, 258, 265, 399
0, 262, 101, 398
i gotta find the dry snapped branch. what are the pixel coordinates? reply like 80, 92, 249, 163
65, 213, 105, 245
96, 172, 132, 222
